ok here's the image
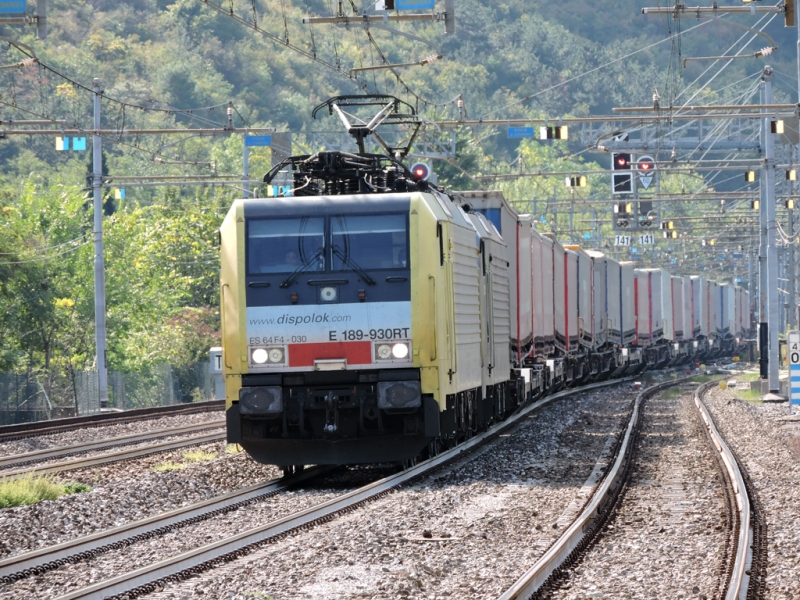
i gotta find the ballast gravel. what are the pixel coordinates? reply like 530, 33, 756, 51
0, 443, 279, 560
549, 381, 730, 600
0, 410, 223, 457
136, 385, 639, 600
1, 482, 357, 599
701, 382, 800, 600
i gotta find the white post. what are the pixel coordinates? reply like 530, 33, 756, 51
762, 67, 780, 393
243, 137, 250, 198
93, 79, 109, 409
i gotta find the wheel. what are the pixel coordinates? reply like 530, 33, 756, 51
426, 438, 440, 459
280, 465, 294, 477
402, 455, 418, 471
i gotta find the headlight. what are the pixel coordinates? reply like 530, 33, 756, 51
377, 344, 392, 359
252, 348, 268, 364
268, 348, 284, 363
391, 343, 409, 359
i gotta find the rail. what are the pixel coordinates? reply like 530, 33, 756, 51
498, 376, 760, 600
0, 420, 224, 471
53, 379, 633, 600
0, 400, 224, 442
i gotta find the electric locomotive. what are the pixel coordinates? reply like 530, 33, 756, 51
219, 96, 752, 472
221, 151, 518, 470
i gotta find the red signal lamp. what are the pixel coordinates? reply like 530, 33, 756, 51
410, 162, 431, 181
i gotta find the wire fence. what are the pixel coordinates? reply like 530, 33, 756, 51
0, 363, 215, 426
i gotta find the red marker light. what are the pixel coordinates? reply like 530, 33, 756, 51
617, 157, 627, 167
410, 162, 430, 181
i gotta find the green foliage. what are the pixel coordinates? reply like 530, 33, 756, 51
0, 0, 780, 403
0, 474, 65, 508
62, 481, 93, 494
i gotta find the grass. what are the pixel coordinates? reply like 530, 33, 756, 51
151, 461, 187, 472
0, 474, 92, 508
151, 448, 218, 473
737, 372, 761, 383
736, 388, 764, 403
181, 449, 218, 463
225, 444, 243, 455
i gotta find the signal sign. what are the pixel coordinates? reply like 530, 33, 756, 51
614, 235, 632, 247
612, 153, 632, 194
789, 330, 800, 407
637, 155, 656, 190
0, 0, 25, 13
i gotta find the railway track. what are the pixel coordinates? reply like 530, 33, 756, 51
0, 400, 224, 443
498, 378, 765, 600
6, 378, 630, 600
1, 428, 226, 480
0, 420, 225, 472
0, 465, 334, 585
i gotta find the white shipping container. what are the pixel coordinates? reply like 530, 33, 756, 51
586, 250, 608, 348
659, 269, 674, 342
550, 236, 568, 352
607, 258, 623, 346
671, 276, 685, 341
707, 280, 719, 340
682, 275, 693, 341
620, 262, 636, 345
531, 229, 556, 357
566, 246, 594, 350
690, 276, 706, 337
635, 269, 664, 346
720, 283, 735, 338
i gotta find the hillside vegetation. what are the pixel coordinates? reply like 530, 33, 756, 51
0, 1, 786, 401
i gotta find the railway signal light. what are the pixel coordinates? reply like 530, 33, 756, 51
410, 162, 431, 181
540, 126, 568, 140
612, 153, 632, 194
744, 171, 756, 183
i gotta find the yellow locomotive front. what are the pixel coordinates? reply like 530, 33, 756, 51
220, 163, 472, 467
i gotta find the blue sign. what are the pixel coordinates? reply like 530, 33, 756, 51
396, 0, 435, 9
245, 135, 271, 147
0, 0, 25, 14
583, 233, 591, 240
72, 137, 87, 151
789, 332, 800, 406
540, 216, 547, 224
631, 248, 638, 253
507, 127, 534, 139
732, 253, 744, 259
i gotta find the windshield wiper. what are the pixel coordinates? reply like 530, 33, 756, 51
280, 247, 325, 289
332, 245, 377, 286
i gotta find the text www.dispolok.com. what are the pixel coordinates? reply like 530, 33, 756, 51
249, 313, 352, 326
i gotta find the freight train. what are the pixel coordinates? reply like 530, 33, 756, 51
219, 151, 751, 472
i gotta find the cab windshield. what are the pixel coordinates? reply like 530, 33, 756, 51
331, 214, 407, 271
247, 217, 325, 274
247, 213, 407, 274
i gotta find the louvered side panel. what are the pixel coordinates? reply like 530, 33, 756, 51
450, 228, 482, 390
